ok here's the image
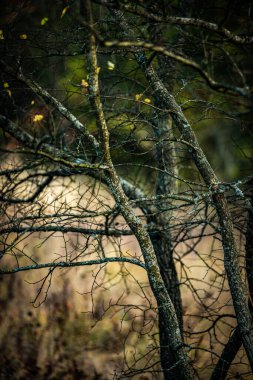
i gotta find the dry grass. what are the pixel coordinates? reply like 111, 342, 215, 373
0, 170, 251, 379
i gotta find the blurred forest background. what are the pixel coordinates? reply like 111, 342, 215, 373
0, 0, 253, 379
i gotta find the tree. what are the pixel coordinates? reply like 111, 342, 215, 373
0, 0, 253, 379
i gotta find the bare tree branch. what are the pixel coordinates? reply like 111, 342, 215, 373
0, 257, 145, 275
94, 0, 253, 44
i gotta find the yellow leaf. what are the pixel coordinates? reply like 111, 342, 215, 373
41, 17, 49, 26
19, 34, 28, 39
0, 30, 4, 40
33, 114, 44, 122
107, 61, 115, 70
135, 94, 142, 101
3, 82, 11, 96
31, 100, 35, 105
81, 79, 89, 88
96, 66, 101, 75
61, 6, 69, 18
144, 98, 151, 104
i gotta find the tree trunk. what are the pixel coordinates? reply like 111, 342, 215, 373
84, 3, 194, 378
211, 182, 253, 378
148, 115, 183, 379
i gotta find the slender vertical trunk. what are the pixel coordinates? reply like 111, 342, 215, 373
147, 17, 184, 368
211, 182, 253, 379
149, 113, 183, 376
151, 110, 182, 324
246, 181, 253, 313
108, 11, 186, 377
148, 115, 183, 379
147, 18, 183, 375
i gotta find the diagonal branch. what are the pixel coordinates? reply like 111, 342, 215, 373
0, 59, 99, 153
0, 115, 108, 171
101, 39, 250, 96
0, 225, 133, 236
0, 257, 146, 275
93, 0, 253, 44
